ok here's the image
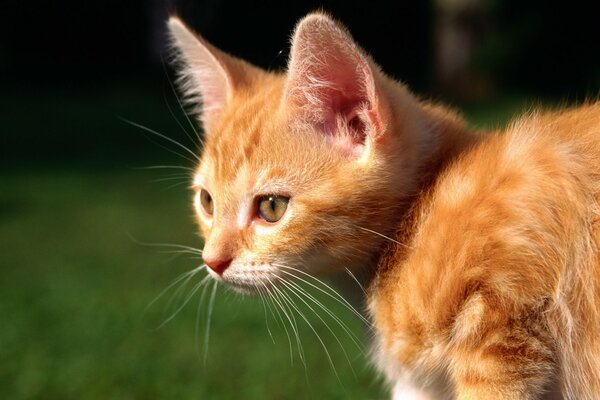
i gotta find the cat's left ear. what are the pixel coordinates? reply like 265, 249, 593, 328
284, 13, 389, 156
167, 17, 255, 133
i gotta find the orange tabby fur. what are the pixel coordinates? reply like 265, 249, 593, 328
168, 13, 600, 400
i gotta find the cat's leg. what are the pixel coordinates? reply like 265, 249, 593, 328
449, 304, 556, 400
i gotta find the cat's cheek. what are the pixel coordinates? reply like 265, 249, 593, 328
251, 221, 284, 239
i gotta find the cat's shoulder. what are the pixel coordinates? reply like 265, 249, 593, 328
388, 103, 600, 274
435, 102, 600, 210
373, 102, 600, 326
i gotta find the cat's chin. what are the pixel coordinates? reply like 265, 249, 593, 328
225, 280, 262, 295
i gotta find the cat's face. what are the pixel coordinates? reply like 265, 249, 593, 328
169, 13, 420, 293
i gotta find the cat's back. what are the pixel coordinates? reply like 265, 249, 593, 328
370, 103, 600, 396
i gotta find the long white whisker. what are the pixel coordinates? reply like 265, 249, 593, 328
160, 55, 203, 146
345, 267, 368, 296
157, 250, 203, 258
258, 281, 282, 330
256, 283, 276, 344
272, 280, 340, 382
150, 176, 191, 184
163, 89, 200, 150
127, 123, 198, 165
195, 269, 213, 356
163, 266, 201, 314
280, 277, 365, 354
165, 181, 194, 190
356, 225, 411, 249
277, 277, 358, 376
155, 274, 211, 330
119, 117, 200, 163
136, 165, 195, 172
144, 266, 204, 315
261, 281, 294, 364
203, 280, 219, 365
274, 265, 371, 327
128, 236, 203, 255
269, 283, 307, 368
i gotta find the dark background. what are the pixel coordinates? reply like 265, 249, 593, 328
1, 1, 599, 399
1, 0, 599, 167
4, 0, 599, 92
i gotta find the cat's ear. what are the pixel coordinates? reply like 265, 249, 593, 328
284, 13, 388, 156
167, 17, 248, 132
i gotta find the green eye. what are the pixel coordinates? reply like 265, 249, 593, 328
258, 195, 289, 223
200, 189, 213, 215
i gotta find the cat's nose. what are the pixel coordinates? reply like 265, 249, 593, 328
203, 256, 232, 276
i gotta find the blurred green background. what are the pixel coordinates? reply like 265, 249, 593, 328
1, 1, 598, 399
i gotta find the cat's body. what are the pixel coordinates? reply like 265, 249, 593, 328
371, 105, 600, 399
167, 13, 600, 399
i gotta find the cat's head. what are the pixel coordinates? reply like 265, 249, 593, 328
168, 13, 423, 293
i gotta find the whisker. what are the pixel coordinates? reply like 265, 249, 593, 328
274, 264, 371, 327
277, 277, 358, 377
163, 266, 201, 314
269, 282, 307, 368
258, 281, 282, 330
157, 250, 203, 258
136, 165, 195, 172
203, 280, 219, 365
279, 277, 365, 354
195, 270, 213, 356
155, 274, 211, 330
261, 281, 295, 365
165, 181, 193, 191
119, 117, 200, 163
128, 235, 203, 255
256, 283, 276, 344
345, 267, 368, 296
144, 266, 204, 315
163, 89, 200, 150
150, 176, 193, 184
160, 54, 204, 146
356, 225, 411, 249
126, 124, 198, 165
271, 281, 340, 382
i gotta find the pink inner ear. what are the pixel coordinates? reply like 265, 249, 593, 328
286, 17, 381, 155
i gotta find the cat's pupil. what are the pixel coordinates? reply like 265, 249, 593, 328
258, 195, 289, 223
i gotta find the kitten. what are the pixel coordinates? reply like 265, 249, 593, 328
167, 12, 600, 400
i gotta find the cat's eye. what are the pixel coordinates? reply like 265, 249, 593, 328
199, 189, 214, 215
258, 195, 289, 223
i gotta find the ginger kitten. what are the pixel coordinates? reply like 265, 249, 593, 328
167, 13, 600, 400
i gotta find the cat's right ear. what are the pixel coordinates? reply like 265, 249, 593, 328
167, 17, 239, 132
283, 13, 390, 157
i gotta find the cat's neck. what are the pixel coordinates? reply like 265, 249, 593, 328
330, 95, 482, 320
347, 94, 482, 285
381, 80, 482, 204
413, 100, 482, 187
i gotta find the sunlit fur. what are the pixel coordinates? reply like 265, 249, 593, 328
168, 13, 600, 400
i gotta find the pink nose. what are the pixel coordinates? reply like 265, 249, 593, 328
203, 256, 232, 276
